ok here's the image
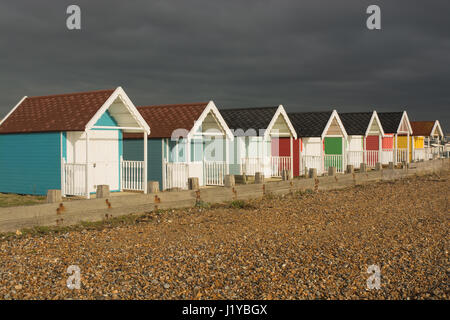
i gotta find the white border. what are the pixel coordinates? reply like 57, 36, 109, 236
85, 87, 150, 135
0, 96, 27, 127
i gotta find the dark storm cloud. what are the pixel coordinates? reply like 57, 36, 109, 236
0, 0, 449, 130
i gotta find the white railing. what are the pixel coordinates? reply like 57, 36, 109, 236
121, 160, 145, 191
204, 161, 228, 186
164, 162, 189, 190
347, 151, 363, 168
300, 155, 323, 175
413, 148, 426, 161
365, 150, 379, 167
324, 154, 344, 173
382, 149, 393, 164
395, 148, 408, 164
63, 163, 87, 197
241, 157, 264, 176
271, 156, 291, 177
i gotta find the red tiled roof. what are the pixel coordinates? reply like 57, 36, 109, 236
124, 102, 208, 139
0, 89, 115, 134
410, 121, 435, 136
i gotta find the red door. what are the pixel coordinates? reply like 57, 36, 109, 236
365, 135, 379, 164
272, 138, 300, 176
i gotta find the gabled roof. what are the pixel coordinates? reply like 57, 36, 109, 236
339, 112, 373, 135
288, 111, 333, 137
124, 101, 233, 140
339, 111, 384, 136
220, 107, 278, 135
377, 111, 412, 134
411, 120, 443, 137
134, 102, 207, 138
0, 87, 150, 134
0, 89, 115, 134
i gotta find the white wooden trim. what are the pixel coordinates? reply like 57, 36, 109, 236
0, 96, 27, 127
396, 111, 413, 135
264, 105, 297, 140
188, 101, 234, 141
321, 110, 348, 140
91, 126, 145, 131
431, 120, 444, 137
85, 87, 150, 135
85, 130, 90, 199
143, 132, 148, 194
365, 111, 386, 137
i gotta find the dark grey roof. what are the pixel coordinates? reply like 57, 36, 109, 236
288, 111, 333, 137
220, 107, 278, 136
339, 112, 373, 135
377, 112, 404, 134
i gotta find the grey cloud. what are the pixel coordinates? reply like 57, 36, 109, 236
0, 0, 448, 130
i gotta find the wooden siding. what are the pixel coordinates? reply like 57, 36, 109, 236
325, 118, 344, 136
123, 139, 163, 188
366, 135, 379, 150
324, 137, 342, 155
382, 135, 394, 149
0, 132, 61, 195
413, 136, 424, 149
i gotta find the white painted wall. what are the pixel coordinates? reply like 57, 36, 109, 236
348, 136, 363, 151
303, 137, 322, 156
66, 130, 120, 192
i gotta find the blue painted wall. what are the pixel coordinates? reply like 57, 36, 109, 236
123, 138, 163, 187
94, 110, 118, 127
0, 132, 62, 195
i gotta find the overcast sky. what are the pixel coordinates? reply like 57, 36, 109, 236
0, 0, 449, 131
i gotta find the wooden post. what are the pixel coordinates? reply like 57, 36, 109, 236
378, 134, 382, 164
143, 131, 148, 194
85, 130, 90, 199
225, 136, 229, 174
394, 134, 398, 165
407, 132, 410, 163
290, 135, 294, 179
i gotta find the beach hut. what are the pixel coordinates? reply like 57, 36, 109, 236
0, 87, 150, 198
123, 101, 233, 190
288, 110, 348, 175
377, 112, 413, 164
220, 106, 297, 178
410, 120, 444, 160
339, 111, 385, 168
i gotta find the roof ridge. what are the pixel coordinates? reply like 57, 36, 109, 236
138, 102, 209, 109
288, 111, 333, 115
221, 106, 278, 111
26, 88, 116, 100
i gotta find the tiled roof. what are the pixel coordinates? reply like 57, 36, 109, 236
339, 112, 373, 135
410, 121, 435, 136
377, 112, 404, 134
220, 107, 278, 136
124, 102, 208, 139
0, 89, 115, 134
288, 111, 333, 137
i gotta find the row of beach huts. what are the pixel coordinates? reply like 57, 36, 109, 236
0, 87, 446, 198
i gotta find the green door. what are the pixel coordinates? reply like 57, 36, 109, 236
324, 137, 343, 171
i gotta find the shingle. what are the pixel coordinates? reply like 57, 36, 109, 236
410, 121, 435, 136
339, 112, 373, 135
220, 107, 278, 136
288, 112, 333, 137
124, 102, 208, 139
0, 89, 115, 134
377, 112, 404, 134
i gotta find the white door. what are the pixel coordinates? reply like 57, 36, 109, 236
67, 131, 120, 193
